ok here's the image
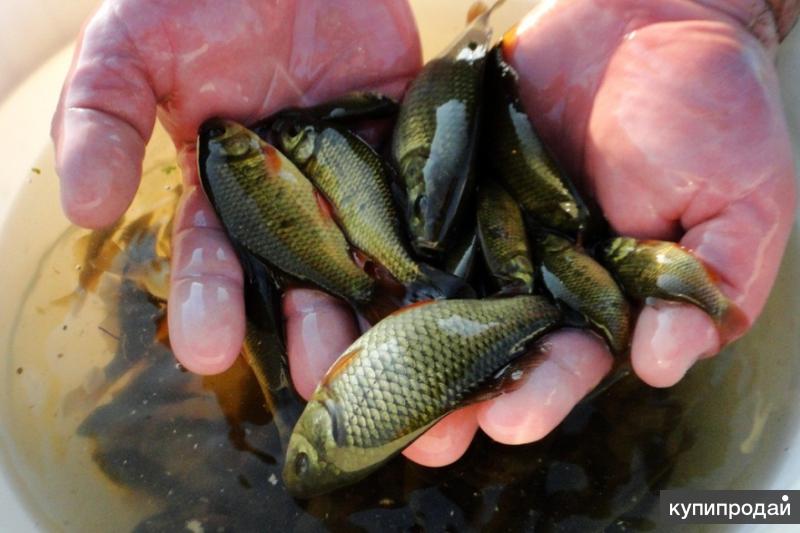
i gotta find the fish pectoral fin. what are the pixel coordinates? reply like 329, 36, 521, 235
717, 301, 750, 344
463, 345, 548, 405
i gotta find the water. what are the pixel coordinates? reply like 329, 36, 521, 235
0, 118, 797, 532
2, 1, 800, 530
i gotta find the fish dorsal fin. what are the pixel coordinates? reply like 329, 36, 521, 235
440, 0, 506, 60
388, 299, 436, 317
321, 347, 363, 387
467, 0, 507, 26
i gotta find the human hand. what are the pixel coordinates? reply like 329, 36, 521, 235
290, 0, 798, 468
51, 0, 421, 374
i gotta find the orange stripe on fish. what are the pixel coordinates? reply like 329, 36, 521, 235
314, 190, 336, 221
262, 145, 282, 174
322, 347, 363, 386
388, 299, 436, 317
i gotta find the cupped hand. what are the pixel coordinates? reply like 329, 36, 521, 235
55, 0, 797, 470
52, 0, 421, 374
286, 0, 797, 468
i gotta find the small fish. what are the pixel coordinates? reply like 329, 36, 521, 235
239, 255, 303, 450
535, 232, 630, 354
390, 0, 506, 257
197, 119, 391, 321
283, 295, 560, 498
484, 46, 588, 235
600, 238, 747, 341
268, 114, 466, 302
477, 181, 535, 294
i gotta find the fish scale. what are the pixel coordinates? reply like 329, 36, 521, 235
391, 57, 485, 254
198, 120, 375, 307
294, 124, 422, 285
601, 238, 745, 341
329, 297, 558, 448
477, 180, 536, 293
283, 296, 561, 498
485, 47, 588, 235
536, 232, 631, 355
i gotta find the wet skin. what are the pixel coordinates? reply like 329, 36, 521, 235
53, 0, 797, 467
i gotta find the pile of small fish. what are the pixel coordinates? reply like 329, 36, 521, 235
196, 3, 745, 498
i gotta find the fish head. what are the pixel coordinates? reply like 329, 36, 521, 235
198, 118, 262, 162
283, 398, 354, 498
197, 118, 266, 211
272, 117, 317, 167
603, 237, 637, 265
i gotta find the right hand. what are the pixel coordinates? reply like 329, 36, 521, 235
51, 0, 421, 375
399, 0, 798, 465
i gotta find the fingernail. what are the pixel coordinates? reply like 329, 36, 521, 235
168, 278, 244, 375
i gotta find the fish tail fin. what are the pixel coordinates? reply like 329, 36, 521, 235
468, 0, 508, 25
717, 301, 750, 344
580, 360, 633, 405
406, 263, 476, 303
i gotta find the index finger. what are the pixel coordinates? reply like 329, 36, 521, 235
51, 2, 157, 228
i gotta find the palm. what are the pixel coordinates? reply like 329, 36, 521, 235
53, 0, 796, 469
403, 0, 795, 463
505, 0, 795, 385
52, 0, 420, 376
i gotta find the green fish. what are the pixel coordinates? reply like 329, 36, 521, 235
266, 114, 466, 302
283, 295, 560, 498
601, 238, 747, 341
476, 181, 535, 294
535, 232, 631, 354
390, 0, 506, 257
239, 256, 303, 449
197, 119, 392, 322
484, 46, 588, 235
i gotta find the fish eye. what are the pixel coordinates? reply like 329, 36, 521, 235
287, 123, 304, 137
294, 452, 309, 477
205, 125, 225, 139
